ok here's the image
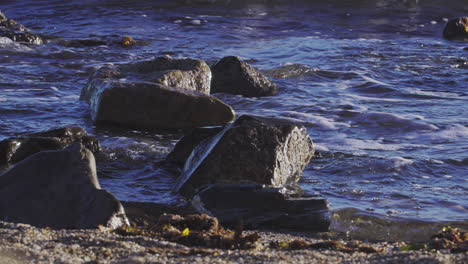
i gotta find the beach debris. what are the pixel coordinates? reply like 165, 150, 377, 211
0, 126, 100, 168
0, 143, 128, 229
397, 226, 468, 253
211, 56, 278, 97
80, 57, 234, 129
173, 115, 314, 197
113, 213, 261, 250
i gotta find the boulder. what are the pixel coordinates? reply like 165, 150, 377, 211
166, 126, 224, 167
0, 126, 100, 168
443, 17, 468, 40
0, 144, 128, 229
0, 11, 43, 44
173, 115, 315, 196
192, 184, 330, 232
211, 56, 278, 97
80, 59, 235, 130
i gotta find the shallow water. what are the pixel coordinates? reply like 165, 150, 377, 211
0, 0, 467, 230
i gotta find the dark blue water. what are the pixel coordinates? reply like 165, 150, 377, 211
1, 0, 467, 230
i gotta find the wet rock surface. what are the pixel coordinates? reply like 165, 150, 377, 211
80, 59, 235, 129
192, 184, 330, 232
173, 115, 315, 196
443, 17, 468, 40
211, 56, 278, 97
166, 126, 224, 167
0, 144, 128, 229
0, 126, 99, 168
0, 10, 43, 44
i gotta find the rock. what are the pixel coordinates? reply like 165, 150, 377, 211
443, 17, 468, 40
173, 115, 315, 196
0, 144, 128, 229
166, 126, 224, 167
192, 184, 330, 232
0, 11, 43, 44
80, 60, 234, 130
211, 56, 278, 97
57, 35, 149, 48
0, 126, 100, 168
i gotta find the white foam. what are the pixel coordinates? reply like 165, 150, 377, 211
281, 111, 348, 130
390, 156, 414, 169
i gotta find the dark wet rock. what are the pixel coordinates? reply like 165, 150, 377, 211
57, 36, 148, 48
211, 56, 278, 97
166, 126, 224, 167
192, 184, 330, 232
443, 17, 468, 40
0, 126, 100, 168
0, 11, 43, 44
81, 59, 234, 130
0, 144, 128, 229
173, 115, 314, 196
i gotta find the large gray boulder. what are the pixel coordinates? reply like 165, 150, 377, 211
0, 126, 99, 168
443, 17, 468, 40
192, 184, 330, 232
211, 56, 278, 97
0, 11, 43, 44
0, 144, 128, 229
80, 59, 235, 130
173, 115, 315, 196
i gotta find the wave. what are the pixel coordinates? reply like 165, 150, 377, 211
330, 208, 468, 242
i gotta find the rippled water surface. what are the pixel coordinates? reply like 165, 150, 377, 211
1, 0, 467, 224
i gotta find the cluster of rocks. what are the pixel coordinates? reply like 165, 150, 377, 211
0, 11, 43, 44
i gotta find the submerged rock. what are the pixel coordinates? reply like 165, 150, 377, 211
58, 35, 148, 48
81, 58, 234, 129
0, 126, 99, 168
192, 184, 330, 232
0, 10, 43, 44
211, 56, 278, 97
166, 126, 224, 167
443, 17, 468, 40
0, 144, 128, 229
173, 115, 315, 196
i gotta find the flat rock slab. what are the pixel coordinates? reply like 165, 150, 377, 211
443, 17, 468, 40
80, 59, 235, 129
192, 184, 330, 232
0, 126, 99, 168
0, 11, 43, 44
211, 56, 278, 97
0, 144, 128, 229
174, 115, 315, 196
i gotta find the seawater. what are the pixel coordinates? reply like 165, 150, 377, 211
0, 0, 467, 236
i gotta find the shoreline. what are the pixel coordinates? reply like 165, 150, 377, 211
0, 221, 466, 264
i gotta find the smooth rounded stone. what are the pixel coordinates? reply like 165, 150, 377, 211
211, 56, 278, 97
192, 184, 330, 232
0, 143, 128, 229
443, 17, 468, 40
80, 60, 235, 129
173, 115, 315, 196
166, 126, 224, 167
0, 11, 43, 44
0, 126, 100, 168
